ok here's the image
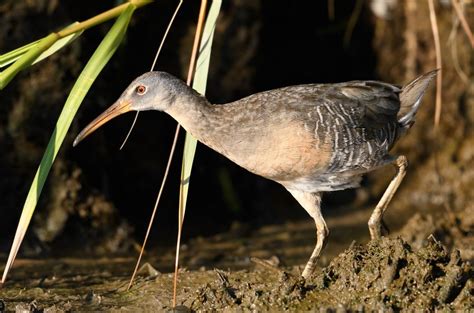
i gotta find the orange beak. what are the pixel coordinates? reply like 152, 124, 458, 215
73, 100, 131, 147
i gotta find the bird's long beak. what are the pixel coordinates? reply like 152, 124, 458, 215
73, 100, 132, 147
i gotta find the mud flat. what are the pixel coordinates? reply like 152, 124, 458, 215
1, 208, 472, 311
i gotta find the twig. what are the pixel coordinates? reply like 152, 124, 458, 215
185, 1, 208, 86
451, 0, 474, 49
126, 0, 184, 291
126, 126, 180, 291
173, 0, 208, 307
427, 233, 441, 245
428, 0, 443, 128
150, 1, 184, 72
119, 111, 139, 150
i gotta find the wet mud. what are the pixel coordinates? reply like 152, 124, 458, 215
1, 205, 472, 312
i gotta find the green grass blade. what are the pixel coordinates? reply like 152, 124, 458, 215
0, 33, 59, 90
0, 0, 153, 90
32, 23, 84, 66
179, 0, 222, 229
0, 40, 41, 68
0, 23, 83, 69
0, 4, 136, 285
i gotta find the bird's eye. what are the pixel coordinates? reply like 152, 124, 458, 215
136, 85, 146, 95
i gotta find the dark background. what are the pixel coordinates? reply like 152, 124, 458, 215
0, 0, 471, 257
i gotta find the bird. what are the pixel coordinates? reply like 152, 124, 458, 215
73, 70, 436, 279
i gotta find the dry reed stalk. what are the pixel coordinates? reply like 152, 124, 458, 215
451, 0, 474, 48
428, 0, 443, 128
126, 0, 184, 292
173, 0, 209, 307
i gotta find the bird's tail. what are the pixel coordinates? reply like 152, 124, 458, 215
398, 70, 438, 129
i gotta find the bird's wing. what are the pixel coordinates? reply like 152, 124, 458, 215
230, 81, 402, 130
299, 81, 402, 129
275, 81, 402, 154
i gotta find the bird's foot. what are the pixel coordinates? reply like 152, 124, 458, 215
369, 219, 390, 240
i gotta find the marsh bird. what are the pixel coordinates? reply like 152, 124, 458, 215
74, 70, 436, 279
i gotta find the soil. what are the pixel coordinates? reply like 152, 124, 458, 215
1, 203, 472, 312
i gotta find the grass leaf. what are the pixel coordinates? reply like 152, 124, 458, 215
0, 33, 59, 90
32, 24, 84, 66
173, 0, 221, 304
179, 0, 222, 222
0, 23, 83, 69
0, 1, 153, 90
0, 40, 41, 68
1, 3, 136, 285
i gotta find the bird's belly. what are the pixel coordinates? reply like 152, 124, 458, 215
223, 122, 334, 182
280, 155, 394, 193
234, 149, 329, 181
281, 171, 365, 193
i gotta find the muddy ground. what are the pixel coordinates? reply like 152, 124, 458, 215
0, 203, 472, 312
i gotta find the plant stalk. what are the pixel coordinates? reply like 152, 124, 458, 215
173, 0, 209, 307
0, 1, 152, 90
57, 0, 152, 38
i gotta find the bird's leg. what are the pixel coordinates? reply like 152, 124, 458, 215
368, 155, 408, 240
287, 190, 328, 279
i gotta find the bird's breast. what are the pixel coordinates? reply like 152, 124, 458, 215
216, 120, 334, 182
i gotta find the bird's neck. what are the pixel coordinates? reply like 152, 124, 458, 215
165, 92, 227, 152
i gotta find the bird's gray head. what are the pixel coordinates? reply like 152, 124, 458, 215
125, 71, 188, 112
73, 71, 188, 146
